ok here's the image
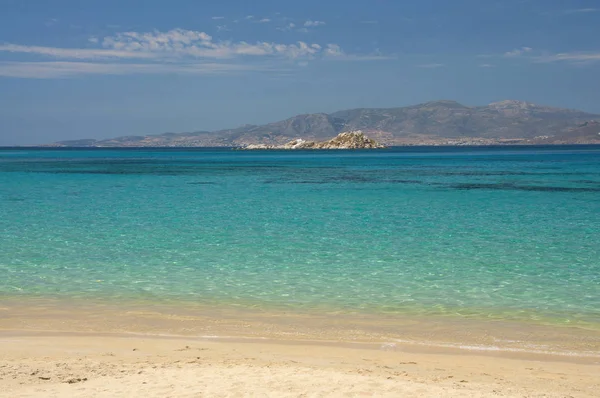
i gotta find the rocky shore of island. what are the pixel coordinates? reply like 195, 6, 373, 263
242, 131, 386, 150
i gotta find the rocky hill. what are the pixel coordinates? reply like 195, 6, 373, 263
50, 100, 600, 147
243, 131, 386, 150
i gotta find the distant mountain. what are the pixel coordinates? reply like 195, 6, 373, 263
49, 100, 600, 147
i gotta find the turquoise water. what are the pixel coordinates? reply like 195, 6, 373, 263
1, 147, 599, 327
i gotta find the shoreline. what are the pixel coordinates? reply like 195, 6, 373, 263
3, 328, 600, 364
2, 299, 600, 361
2, 300, 600, 396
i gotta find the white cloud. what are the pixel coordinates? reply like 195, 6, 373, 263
211, 16, 225, 20
479, 63, 495, 68
504, 47, 533, 57
99, 29, 332, 59
257, 18, 271, 23
0, 30, 339, 61
245, 15, 254, 20
304, 20, 326, 27
0, 28, 388, 78
324, 44, 342, 57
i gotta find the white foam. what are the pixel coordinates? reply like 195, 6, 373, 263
391, 338, 600, 358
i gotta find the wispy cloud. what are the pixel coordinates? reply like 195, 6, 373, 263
481, 47, 600, 66
563, 8, 598, 14
504, 47, 532, 57
0, 28, 387, 78
536, 51, 600, 63
211, 16, 225, 20
276, 23, 296, 32
0, 61, 274, 79
0, 43, 156, 60
257, 18, 271, 23
45, 18, 59, 27
417, 63, 445, 68
0, 29, 341, 61
328, 53, 396, 61
304, 20, 326, 27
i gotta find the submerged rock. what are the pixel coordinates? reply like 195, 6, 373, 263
242, 131, 386, 150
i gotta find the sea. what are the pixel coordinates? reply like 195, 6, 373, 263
1, 146, 599, 339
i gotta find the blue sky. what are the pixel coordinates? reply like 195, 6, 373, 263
1, 0, 600, 145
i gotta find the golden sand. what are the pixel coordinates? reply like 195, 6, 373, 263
1, 300, 599, 397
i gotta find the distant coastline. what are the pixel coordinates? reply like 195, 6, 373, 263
37, 141, 600, 149
41, 99, 600, 148
17, 142, 600, 149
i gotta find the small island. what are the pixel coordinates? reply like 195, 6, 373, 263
242, 131, 386, 150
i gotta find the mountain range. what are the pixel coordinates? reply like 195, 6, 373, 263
50, 100, 600, 147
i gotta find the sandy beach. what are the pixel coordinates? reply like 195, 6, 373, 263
1, 301, 599, 397
1, 332, 599, 397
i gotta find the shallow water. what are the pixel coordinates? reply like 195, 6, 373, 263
1, 146, 599, 328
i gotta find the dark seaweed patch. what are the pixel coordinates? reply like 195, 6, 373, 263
572, 180, 600, 185
327, 175, 373, 183
383, 179, 423, 184
448, 183, 600, 192
262, 175, 425, 185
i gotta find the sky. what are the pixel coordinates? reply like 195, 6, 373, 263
1, 0, 600, 145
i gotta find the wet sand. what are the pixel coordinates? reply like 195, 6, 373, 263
1, 300, 599, 397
